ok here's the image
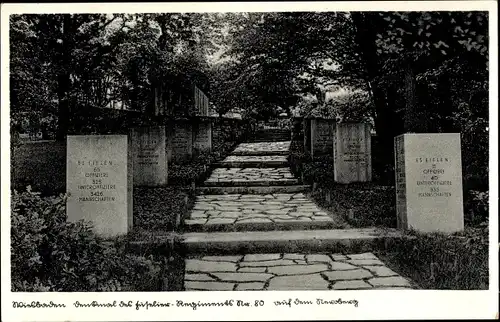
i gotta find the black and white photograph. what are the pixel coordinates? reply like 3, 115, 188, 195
1, 1, 498, 321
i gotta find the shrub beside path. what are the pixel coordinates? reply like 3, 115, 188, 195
178, 137, 416, 291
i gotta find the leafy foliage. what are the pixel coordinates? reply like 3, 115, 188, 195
10, 13, 218, 138
209, 12, 360, 120
11, 187, 162, 291
11, 141, 66, 195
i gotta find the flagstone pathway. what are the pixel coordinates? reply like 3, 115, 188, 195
182, 138, 414, 291
184, 252, 413, 291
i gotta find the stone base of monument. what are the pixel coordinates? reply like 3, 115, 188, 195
66, 135, 133, 237
394, 133, 464, 233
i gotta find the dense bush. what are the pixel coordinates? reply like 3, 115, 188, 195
11, 187, 162, 292
11, 142, 66, 195
464, 190, 489, 226
301, 159, 335, 186
134, 187, 194, 232
168, 163, 211, 186
378, 226, 489, 290
312, 184, 396, 228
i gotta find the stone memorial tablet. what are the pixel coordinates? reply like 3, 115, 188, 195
334, 123, 372, 183
310, 119, 335, 158
171, 121, 193, 162
194, 119, 212, 154
66, 135, 132, 237
131, 126, 167, 186
394, 133, 464, 233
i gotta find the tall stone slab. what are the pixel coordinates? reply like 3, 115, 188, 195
310, 119, 335, 158
131, 126, 167, 186
303, 118, 312, 154
394, 133, 464, 233
170, 120, 193, 162
166, 120, 174, 164
193, 119, 212, 155
334, 123, 372, 183
66, 135, 132, 237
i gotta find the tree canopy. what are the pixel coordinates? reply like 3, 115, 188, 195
10, 12, 489, 174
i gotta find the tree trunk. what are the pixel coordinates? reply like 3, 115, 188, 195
351, 13, 388, 135
437, 71, 456, 132
403, 62, 418, 132
55, 15, 72, 141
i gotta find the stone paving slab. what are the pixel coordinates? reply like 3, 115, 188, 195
206, 167, 295, 180
184, 252, 414, 291
216, 155, 288, 168
231, 150, 289, 156
196, 185, 310, 195
186, 193, 336, 231
231, 141, 291, 155
204, 168, 297, 186
223, 155, 288, 163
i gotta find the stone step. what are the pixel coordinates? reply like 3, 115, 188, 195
203, 178, 299, 187
196, 185, 309, 195
251, 133, 290, 137
232, 142, 291, 155
213, 160, 288, 168
253, 129, 290, 133
252, 132, 290, 136
251, 135, 290, 138
178, 228, 404, 255
247, 138, 291, 143
184, 219, 337, 233
214, 155, 289, 168
248, 133, 290, 137
230, 150, 289, 156
249, 133, 291, 141
205, 167, 296, 184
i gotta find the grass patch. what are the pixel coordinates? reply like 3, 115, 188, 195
377, 226, 489, 290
